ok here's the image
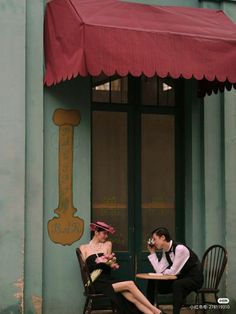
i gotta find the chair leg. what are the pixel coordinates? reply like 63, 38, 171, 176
195, 293, 200, 314
83, 298, 89, 314
214, 293, 222, 314
86, 298, 93, 314
195, 293, 205, 314
201, 293, 207, 314
111, 301, 117, 313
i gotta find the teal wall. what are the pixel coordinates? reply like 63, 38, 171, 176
223, 4, 236, 311
201, 90, 236, 312
0, 0, 91, 311
201, 1, 236, 311
43, 78, 91, 313
184, 80, 236, 312
224, 90, 236, 312
0, 0, 26, 312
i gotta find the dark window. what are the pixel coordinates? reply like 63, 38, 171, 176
92, 75, 128, 104
92, 75, 176, 107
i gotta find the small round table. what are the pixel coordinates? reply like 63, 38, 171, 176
136, 273, 177, 307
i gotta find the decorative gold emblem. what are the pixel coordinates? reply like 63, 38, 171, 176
48, 109, 84, 245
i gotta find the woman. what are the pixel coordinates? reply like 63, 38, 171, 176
80, 221, 161, 314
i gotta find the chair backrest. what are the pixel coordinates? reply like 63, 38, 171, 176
201, 244, 227, 290
76, 248, 96, 294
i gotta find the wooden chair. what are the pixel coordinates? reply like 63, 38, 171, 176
76, 248, 116, 314
195, 244, 228, 313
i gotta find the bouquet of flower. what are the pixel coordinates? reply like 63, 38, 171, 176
95, 253, 120, 270
86, 253, 119, 287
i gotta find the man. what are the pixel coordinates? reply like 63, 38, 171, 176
147, 227, 203, 314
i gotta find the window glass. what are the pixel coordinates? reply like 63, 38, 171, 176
92, 111, 128, 251
141, 114, 175, 249
141, 76, 176, 106
92, 75, 128, 104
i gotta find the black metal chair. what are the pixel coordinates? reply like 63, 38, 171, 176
195, 244, 228, 313
76, 248, 116, 314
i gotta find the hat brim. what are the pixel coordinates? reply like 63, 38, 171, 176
90, 221, 115, 234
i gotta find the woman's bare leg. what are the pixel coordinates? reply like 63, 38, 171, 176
112, 281, 161, 314
122, 291, 153, 314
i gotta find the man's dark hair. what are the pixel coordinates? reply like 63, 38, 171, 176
151, 227, 172, 242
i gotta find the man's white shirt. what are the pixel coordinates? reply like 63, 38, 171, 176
148, 240, 190, 275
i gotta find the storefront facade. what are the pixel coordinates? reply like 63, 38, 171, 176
0, 0, 236, 313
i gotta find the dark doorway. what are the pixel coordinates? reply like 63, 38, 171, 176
91, 75, 185, 282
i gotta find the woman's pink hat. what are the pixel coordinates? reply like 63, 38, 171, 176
90, 221, 115, 234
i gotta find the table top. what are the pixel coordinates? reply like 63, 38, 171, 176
136, 273, 177, 280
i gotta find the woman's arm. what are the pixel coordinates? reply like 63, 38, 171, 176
79, 244, 87, 261
106, 241, 112, 254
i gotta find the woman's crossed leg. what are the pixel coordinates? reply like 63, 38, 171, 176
112, 281, 161, 314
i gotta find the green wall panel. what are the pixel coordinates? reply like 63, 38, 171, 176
203, 94, 225, 247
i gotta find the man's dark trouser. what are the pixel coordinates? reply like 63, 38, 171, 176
147, 271, 203, 314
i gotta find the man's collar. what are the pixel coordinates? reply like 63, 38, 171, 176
164, 240, 173, 252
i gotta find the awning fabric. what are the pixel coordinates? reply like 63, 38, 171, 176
44, 0, 236, 96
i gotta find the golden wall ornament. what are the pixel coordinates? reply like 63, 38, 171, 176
48, 109, 84, 245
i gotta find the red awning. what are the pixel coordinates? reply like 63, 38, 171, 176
44, 0, 236, 95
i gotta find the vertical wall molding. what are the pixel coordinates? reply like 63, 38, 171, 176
224, 91, 236, 313
24, 0, 44, 313
184, 80, 205, 256
0, 0, 26, 311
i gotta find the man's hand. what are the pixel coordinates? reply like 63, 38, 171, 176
147, 244, 156, 254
